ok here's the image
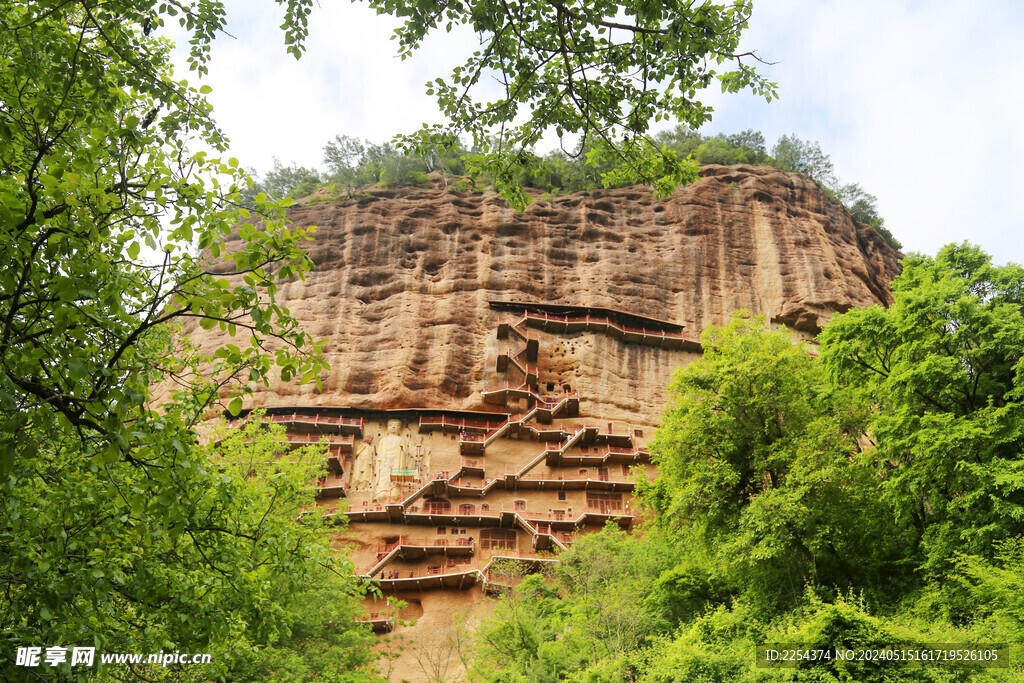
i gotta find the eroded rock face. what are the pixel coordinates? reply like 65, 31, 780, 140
184, 165, 902, 683
187, 164, 901, 422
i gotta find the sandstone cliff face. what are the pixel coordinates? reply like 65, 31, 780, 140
191, 164, 901, 422
184, 164, 903, 683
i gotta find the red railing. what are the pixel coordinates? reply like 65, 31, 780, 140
285, 433, 354, 445
359, 610, 395, 623
505, 355, 538, 376
503, 318, 541, 339
519, 311, 699, 344
376, 563, 481, 581
499, 507, 634, 524
583, 505, 631, 516
512, 470, 633, 484
501, 341, 530, 359
481, 381, 532, 394
419, 415, 507, 430
375, 535, 477, 554
270, 413, 363, 428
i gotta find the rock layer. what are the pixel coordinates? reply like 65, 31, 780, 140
191, 164, 901, 421
187, 164, 903, 682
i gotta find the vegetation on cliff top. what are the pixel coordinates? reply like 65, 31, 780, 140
249, 128, 902, 251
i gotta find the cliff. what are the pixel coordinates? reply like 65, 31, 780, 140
183, 163, 903, 682
187, 164, 901, 422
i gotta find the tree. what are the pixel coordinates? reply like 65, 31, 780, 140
955, 536, 1024, 646
406, 612, 474, 683
223, 573, 381, 683
837, 182, 903, 250
174, 416, 378, 682
768, 135, 901, 250
472, 571, 564, 680
0, 1, 338, 673
386, 0, 776, 207
770, 133, 839, 191
469, 529, 676, 681
645, 314, 904, 610
722, 129, 770, 162
361, 141, 432, 189
250, 158, 326, 202
554, 526, 673, 662
819, 243, 1024, 578
323, 134, 368, 197
691, 130, 770, 166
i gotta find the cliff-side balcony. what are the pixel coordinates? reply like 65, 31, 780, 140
284, 433, 355, 453
457, 416, 516, 454
356, 611, 395, 633
373, 536, 476, 561
617, 323, 702, 351
480, 382, 536, 405
482, 553, 560, 580
389, 468, 417, 482
579, 507, 635, 529
457, 432, 487, 455
515, 311, 702, 352
444, 477, 493, 498
372, 567, 480, 592
594, 431, 634, 449
513, 472, 635, 492
482, 570, 512, 594
345, 502, 389, 523
325, 453, 344, 474
269, 413, 364, 436
518, 507, 634, 531
460, 458, 485, 477
315, 476, 347, 500
418, 414, 506, 434
532, 392, 580, 421
546, 446, 650, 468
402, 508, 503, 528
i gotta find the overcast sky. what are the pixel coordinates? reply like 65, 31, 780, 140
188, 0, 1023, 264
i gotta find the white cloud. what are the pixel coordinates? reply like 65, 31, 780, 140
190, 1, 482, 170
177, 0, 1023, 264
703, 0, 1023, 263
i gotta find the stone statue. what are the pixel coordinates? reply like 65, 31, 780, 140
350, 437, 375, 491
374, 419, 407, 501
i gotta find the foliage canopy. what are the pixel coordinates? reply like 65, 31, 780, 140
465, 244, 1024, 681
382, 0, 776, 207
0, 0, 354, 675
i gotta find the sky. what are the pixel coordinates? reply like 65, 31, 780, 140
185, 0, 1023, 264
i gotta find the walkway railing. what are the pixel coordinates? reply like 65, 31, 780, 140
269, 413, 364, 430
418, 414, 507, 432
284, 433, 354, 446
513, 311, 701, 346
